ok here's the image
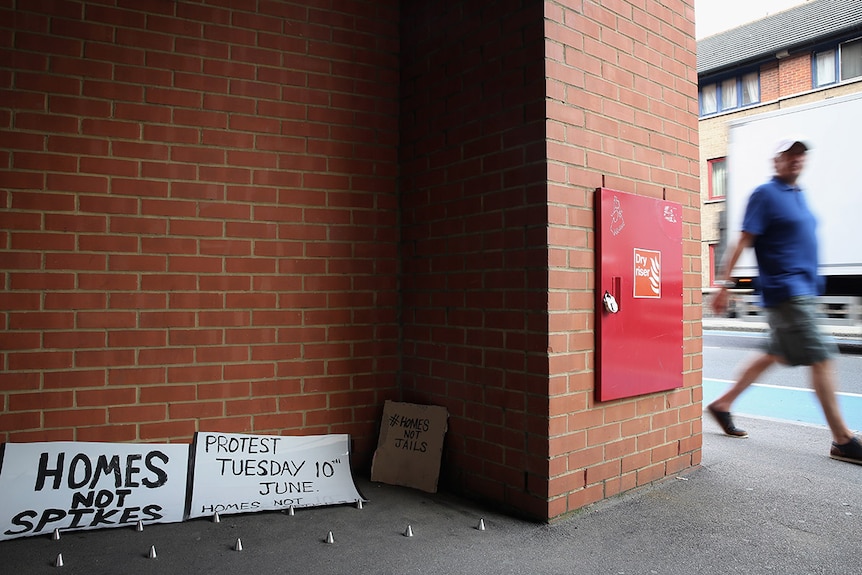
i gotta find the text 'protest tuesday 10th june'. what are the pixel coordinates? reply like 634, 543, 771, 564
202, 433, 341, 496
188, 432, 361, 519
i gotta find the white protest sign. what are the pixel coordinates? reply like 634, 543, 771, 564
187, 432, 363, 518
0, 441, 189, 540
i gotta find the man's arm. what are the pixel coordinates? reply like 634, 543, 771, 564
711, 231, 755, 315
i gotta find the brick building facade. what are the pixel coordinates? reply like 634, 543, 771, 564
1, 0, 701, 521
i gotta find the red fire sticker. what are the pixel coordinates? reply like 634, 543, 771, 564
633, 248, 661, 298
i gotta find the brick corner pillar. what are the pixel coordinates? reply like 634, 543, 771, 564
399, 0, 701, 521
543, 0, 702, 519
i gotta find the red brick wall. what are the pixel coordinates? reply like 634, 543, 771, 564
399, 0, 551, 516
1, 0, 701, 522
760, 62, 780, 102
0, 0, 400, 463
543, 0, 701, 517
778, 53, 811, 98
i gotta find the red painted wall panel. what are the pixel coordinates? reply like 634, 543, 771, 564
595, 188, 684, 401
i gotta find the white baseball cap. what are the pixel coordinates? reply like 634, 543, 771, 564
773, 137, 810, 157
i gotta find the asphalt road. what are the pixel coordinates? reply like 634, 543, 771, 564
703, 329, 862, 395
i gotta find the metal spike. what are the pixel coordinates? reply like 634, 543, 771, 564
234, 538, 243, 552
403, 525, 414, 537
212, 511, 221, 523
355, 499, 363, 510
135, 520, 144, 532
54, 553, 64, 568
287, 505, 295, 516
148, 545, 158, 559
477, 518, 486, 531
325, 531, 335, 544
51, 528, 61, 541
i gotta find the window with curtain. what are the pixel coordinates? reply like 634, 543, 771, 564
700, 84, 717, 115
699, 72, 760, 116
741, 72, 759, 105
721, 78, 737, 110
815, 50, 837, 86
814, 38, 862, 88
841, 38, 862, 81
709, 158, 727, 200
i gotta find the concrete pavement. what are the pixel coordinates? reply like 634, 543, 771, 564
1, 413, 860, 575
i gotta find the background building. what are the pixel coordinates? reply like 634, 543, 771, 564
698, 0, 862, 294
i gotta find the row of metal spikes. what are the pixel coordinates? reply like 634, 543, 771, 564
49, 501, 487, 568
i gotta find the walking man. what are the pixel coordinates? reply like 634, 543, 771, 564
709, 137, 862, 465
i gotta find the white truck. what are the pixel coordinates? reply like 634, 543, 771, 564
724, 91, 862, 323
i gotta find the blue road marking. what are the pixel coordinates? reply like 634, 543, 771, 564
703, 378, 862, 431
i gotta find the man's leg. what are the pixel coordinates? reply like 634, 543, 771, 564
810, 359, 855, 444
707, 352, 777, 437
709, 352, 777, 412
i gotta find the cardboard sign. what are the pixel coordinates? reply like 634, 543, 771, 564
371, 401, 448, 493
187, 432, 362, 518
0, 441, 189, 540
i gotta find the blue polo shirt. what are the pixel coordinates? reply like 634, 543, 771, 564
742, 176, 823, 307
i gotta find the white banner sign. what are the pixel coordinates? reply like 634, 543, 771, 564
187, 432, 363, 518
0, 442, 189, 540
